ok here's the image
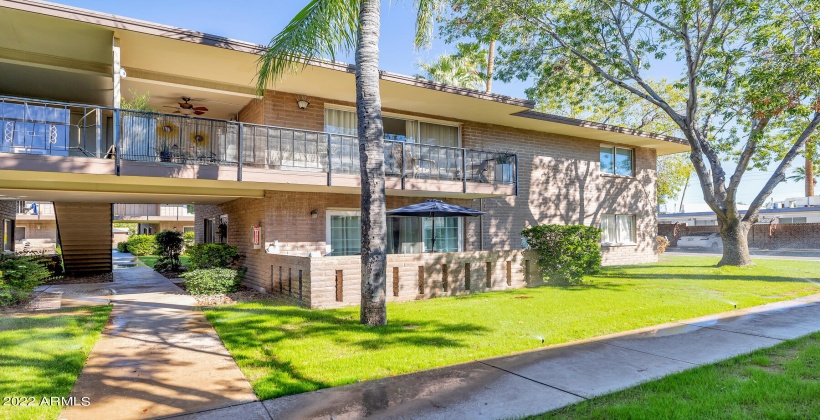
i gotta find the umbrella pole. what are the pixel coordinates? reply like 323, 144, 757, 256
431, 216, 436, 253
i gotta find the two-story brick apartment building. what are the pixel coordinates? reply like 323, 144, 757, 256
0, 0, 688, 304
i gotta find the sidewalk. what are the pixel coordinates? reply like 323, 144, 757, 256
51, 264, 256, 419
169, 293, 820, 420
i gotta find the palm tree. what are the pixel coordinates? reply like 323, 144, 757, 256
257, 0, 440, 326
416, 43, 488, 90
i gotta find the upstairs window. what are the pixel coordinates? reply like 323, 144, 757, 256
600, 146, 634, 176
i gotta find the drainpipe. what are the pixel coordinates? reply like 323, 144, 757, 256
479, 198, 484, 251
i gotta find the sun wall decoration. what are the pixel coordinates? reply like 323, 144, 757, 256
191, 132, 209, 147
157, 122, 179, 139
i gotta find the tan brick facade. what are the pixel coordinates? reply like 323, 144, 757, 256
232, 90, 658, 265
196, 90, 660, 307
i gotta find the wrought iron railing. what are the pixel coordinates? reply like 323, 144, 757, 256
1, 95, 517, 190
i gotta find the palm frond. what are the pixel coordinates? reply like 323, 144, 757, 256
414, 0, 444, 49
256, 0, 359, 94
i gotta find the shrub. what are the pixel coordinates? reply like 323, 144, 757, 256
116, 242, 128, 253
154, 230, 185, 272
521, 224, 602, 285
181, 268, 241, 295
125, 234, 157, 256
187, 243, 241, 269
0, 255, 51, 306
657, 236, 670, 254
182, 231, 195, 253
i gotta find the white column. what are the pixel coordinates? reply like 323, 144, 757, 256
112, 37, 121, 108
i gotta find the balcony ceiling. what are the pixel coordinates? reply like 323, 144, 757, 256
0, 0, 690, 155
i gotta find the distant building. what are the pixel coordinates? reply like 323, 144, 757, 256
659, 196, 820, 226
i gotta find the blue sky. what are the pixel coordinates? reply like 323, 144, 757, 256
56, 0, 810, 210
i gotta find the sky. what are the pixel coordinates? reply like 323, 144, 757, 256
55, 0, 811, 212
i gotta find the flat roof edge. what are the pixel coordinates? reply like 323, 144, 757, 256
513, 110, 688, 146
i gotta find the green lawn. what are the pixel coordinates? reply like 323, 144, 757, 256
539, 332, 820, 419
204, 256, 820, 400
137, 255, 190, 269
0, 306, 111, 420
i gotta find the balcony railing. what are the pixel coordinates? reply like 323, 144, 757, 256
113, 203, 194, 219
1, 95, 517, 191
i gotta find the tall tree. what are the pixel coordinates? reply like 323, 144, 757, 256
443, 0, 820, 266
416, 43, 488, 89
257, 0, 442, 325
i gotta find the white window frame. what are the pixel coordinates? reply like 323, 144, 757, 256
600, 145, 635, 177
422, 217, 464, 253
326, 209, 362, 256
600, 214, 637, 245
323, 104, 462, 147
328, 209, 464, 254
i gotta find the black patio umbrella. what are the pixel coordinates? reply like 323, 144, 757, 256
387, 199, 485, 252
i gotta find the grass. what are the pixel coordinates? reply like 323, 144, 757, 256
204, 256, 820, 400
538, 332, 820, 419
0, 306, 112, 420
137, 255, 190, 268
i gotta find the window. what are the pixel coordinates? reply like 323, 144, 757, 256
600, 214, 636, 244
423, 217, 462, 252
600, 146, 634, 176
330, 211, 464, 255
183, 226, 194, 233
204, 219, 216, 244
327, 211, 361, 256
324, 108, 460, 147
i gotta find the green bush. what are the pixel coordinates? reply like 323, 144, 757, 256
521, 224, 602, 285
0, 255, 52, 306
116, 242, 128, 253
125, 234, 157, 256
182, 231, 195, 253
154, 230, 185, 272
181, 268, 241, 295
187, 243, 241, 269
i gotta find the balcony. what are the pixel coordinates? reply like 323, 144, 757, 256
0, 96, 517, 196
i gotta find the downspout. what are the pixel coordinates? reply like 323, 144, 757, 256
479, 198, 484, 250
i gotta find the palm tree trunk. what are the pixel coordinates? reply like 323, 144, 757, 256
806, 142, 815, 197
486, 39, 496, 93
356, 0, 387, 326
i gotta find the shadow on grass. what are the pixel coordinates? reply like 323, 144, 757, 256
206, 304, 492, 398
0, 306, 111, 416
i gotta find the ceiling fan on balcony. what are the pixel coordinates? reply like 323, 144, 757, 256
163, 97, 208, 116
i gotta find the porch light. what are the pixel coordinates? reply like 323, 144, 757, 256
310, 209, 319, 219
296, 95, 310, 110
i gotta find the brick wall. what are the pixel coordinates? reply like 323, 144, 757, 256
0, 201, 15, 251
662, 222, 820, 249
235, 91, 659, 266
253, 249, 537, 309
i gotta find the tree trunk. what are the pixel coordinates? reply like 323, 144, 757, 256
356, 0, 387, 326
806, 142, 815, 197
717, 217, 753, 267
486, 39, 496, 93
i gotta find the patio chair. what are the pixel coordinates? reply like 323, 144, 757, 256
391, 143, 438, 179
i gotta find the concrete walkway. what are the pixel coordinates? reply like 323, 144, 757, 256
49, 263, 256, 419
169, 293, 820, 420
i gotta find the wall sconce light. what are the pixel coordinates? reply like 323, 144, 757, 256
310, 209, 319, 219
296, 95, 310, 110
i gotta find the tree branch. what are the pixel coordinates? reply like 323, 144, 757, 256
744, 112, 820, 223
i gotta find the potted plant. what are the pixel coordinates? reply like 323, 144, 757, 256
157, 142, 174, 162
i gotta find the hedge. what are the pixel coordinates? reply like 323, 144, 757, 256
181, 268, 241, 295
521, 224, 602, 284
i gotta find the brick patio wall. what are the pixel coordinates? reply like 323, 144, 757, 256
252, 249, 538, 309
